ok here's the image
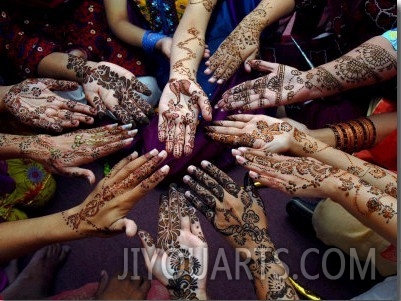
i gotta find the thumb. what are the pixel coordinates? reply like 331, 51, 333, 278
138, 230, 156, 262
58, 166, 96, 184
244, 50, 259, 73
248, 60, 278, 73
110, 218, 138, 237
198, 96, 212, 122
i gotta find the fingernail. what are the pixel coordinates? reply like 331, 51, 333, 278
238, 147, 248, 152
183, 175, 191, 183
128, 129, 138, 136
149, 149, 159, 156
200, 160, 210, 168
187, 165, 195, 173
236, 155, 246, 164
249, 171, 259, 179
160, 165, 169, 173
158, 150, 167, 157
123, 138, 134, 143
121, 123, 132, 130
231, 149, 241, 156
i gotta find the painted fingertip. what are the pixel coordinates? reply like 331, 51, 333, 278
249, 171, 259, 179
231, 149, 242, 156
235, 155, 246, 164
200, 160, 210, 168
131, 151, 139, 158
217, 79, 224, 84
160, 165, 170, 173
121, 123, 133, 130
149, 149, 159, 156
187, 165, 196, 173
238, 147, 248, 152
128, 129, 138, 136
123, 137, 134, 143
158, 150, 167, 157
183, 175, 191, 183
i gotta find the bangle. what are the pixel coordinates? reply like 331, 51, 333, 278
142, 30, 167, 54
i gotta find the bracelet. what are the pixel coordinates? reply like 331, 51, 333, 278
142, 30, 167, 54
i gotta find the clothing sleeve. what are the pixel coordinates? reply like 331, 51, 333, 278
382, 28, 397, 51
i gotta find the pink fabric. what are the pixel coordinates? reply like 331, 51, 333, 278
146, 279, 170, 300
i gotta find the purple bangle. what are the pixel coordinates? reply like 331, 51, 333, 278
142, 30, 167, 54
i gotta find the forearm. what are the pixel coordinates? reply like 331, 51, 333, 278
325, 173, 397, 246
37, 52, 96, 83
289, 129, 397, 197
304, 35, 397, 100
0, 207, 81, 263
252, 0, 295, 29
169, 1, 216, 81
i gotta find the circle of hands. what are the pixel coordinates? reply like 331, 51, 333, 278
138, 184, 208, 300
3, 78, 97, 132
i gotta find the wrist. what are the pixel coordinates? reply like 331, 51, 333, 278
142, 30, 168, 54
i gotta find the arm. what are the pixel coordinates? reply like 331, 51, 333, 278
205, 0, 295, 84
217, 35, 397, 111
38, 53, 153, 125
0, 149, 169, 263
184, 162, 298, 300
0, 123, 136, 184
103, 0, 171, 57
236, 153, 397, 246
157, 1, 216, 158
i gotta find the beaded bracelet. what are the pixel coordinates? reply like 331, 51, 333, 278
142, 30, 167, 54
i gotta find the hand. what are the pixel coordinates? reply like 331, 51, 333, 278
138, 184, 208, 300
183, 161, 269, 251
3, 78, 96, 132
205, 114, 301, 153
183, 161, 297, 300
67, 55, 154, 125
158, 79, 212, 158
217, 60, 311, 111
235, 151, 339, 198
62, 149, 169, 237
204, 15, 261, 84
27, 123, 138, 184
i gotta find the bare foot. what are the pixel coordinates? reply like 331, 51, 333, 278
1, 244, 70, 300
95, 270, 151, 300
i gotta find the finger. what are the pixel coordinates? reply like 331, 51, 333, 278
248, 170, 286, 192
85, 94, 107, 118
226, 114, 257, 123
157, 192, 170, 250
52, 98, 97, 116
248, 60, 278, 72
178, 189, 191, 232
165, 118, 175, 154
55, 166, 96, 185
198, 96, 212, 122
109, 218, 138, 237
91, 137, 136, 160
167, 183, 181, 231
109, 104, 137, 125
200, 160, 241, 196
138, 230, 156, 263
184, 190, 214, 223
237, 147, 271, 158
130, 77, 152, 96
119, 99, 150, 124
182, 174, 218, 208
39, 78, 79, 91
187, 165, 223, 203
183, 123, 196, 156
187, 202, 206, 242
126, 95, 154, 118
173, 122, 185, 158
205, 132, 245, 147
235, 155, 273, 176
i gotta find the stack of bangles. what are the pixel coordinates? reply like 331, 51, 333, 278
326, 117, 377, 153
142, 30, 168, 54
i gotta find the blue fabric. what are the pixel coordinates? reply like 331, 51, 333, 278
382, 28, 397, 51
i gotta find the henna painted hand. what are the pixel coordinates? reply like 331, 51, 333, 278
26, 123, 138, 184
158, 79, 212, 158
139, 184, 208, 300
184, 161, 297, 300
217, 60, 312, 111
62, 149, 169, 237
183, 161, 269, 250
236, 151, 339, 198
205, 114, 306, 154
204, 14, 261, 84
3, 78, 96, 132
67, 55, 154, 125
